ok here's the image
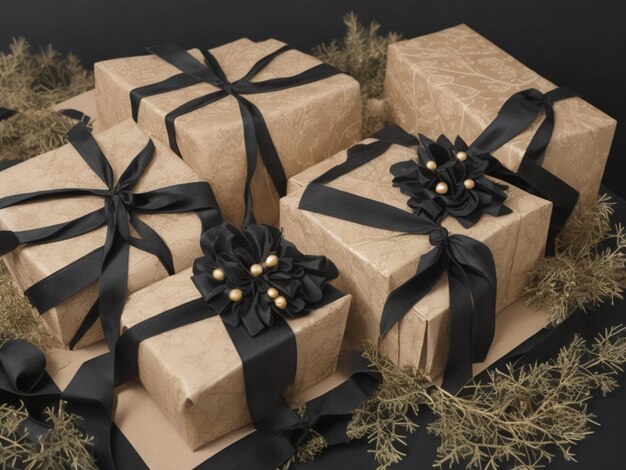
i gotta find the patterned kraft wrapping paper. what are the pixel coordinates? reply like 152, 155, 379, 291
0, 120, 206, 348
120, 267, 350, 450
94, 38, 362, 226
282, 141, 552, 378
384, 24, 617, 210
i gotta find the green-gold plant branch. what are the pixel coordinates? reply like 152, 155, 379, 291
0, 37, 93, 162
525, 194, 626, 325
0, 400, 97, 470
313, 12, 401, 136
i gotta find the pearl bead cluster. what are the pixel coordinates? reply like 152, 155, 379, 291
211, 254, 288, 309
426, 150, 476, 195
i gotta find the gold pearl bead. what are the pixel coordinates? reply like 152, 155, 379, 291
265, 254, 279, 268
426, 160, 437, 171
274, 295, 288, 310
463, 179, 475, 190
228, 288, 243, 302
212, 268, 225, 281
456, 151, 468, 162
435, 182, 449, 194
250, 263, 263, 277
267, 287, 279, 299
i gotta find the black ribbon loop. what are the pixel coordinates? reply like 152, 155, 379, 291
130, 43, 340, 225
467, 87, 580, 253
0, 122, 221, 347
298, 129, 498, 391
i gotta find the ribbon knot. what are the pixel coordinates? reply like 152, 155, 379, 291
429, 227, 449, 247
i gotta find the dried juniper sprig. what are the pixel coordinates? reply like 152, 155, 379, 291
524, 194, 626, 325
313, 12, 401, 136
0, 400, 97, 470
0, 261, 59, 350
0, 37, 93, 161
428, 325, 626, 470
346, 345, 431, 470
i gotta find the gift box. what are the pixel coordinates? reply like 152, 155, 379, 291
384, 24, 616, 210
282, 139, 552, 378
0, 119, 216, 348
95, 38, 362, 226
120, 266, 350, 449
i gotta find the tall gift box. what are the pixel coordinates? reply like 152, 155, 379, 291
384, 24, 616, 210
0, 120, 219, 348
95, 38, 362, 226
282, 137, 552, 380
119, 223, 350, 449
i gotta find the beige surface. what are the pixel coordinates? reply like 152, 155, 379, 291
95, 38, 362, 226
0, 119, 206, 348
283, 140, 552, 378
384, 24, 616, 211
117, 267, 350, 449
46, 298, 549, 469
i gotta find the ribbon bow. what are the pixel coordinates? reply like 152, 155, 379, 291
298, 127, 498, 391
130, 43, 340, 226
0, 122, 220, 347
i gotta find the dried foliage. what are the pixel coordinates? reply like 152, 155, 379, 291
0, 37, 93, 161
0, 401, 96, 470
0, 261, 59, 350
428, 325, 626, 469
313, 13, 401, 136
525, 194, 626, 325
346, 345, 430, 470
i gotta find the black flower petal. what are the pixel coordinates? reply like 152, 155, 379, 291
390, 134, 511, 228
191, 223, 338, 336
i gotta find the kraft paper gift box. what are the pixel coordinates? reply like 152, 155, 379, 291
95, 38, 362, 226
119, 267, 350, 449
384, 24, 616, 210
0, 120, 212, 348
282, 140, 552, 378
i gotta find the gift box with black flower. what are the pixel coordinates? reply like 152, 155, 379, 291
0, 119, 220, 348
119, 222, 350, 449
95, 38, 362, 226
282, 125, 552, 383
384, 24, 616, 212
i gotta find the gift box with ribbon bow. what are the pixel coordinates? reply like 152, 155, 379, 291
0, 119, 220, 348
282, 127, 552, 386
118, 223, 350, 449
95, 38, 361, 227
384, 24, 616, 211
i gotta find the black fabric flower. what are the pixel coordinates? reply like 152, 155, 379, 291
389, 134, 511, 228
191, 223, 338, 336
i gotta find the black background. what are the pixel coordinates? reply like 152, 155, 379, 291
1, 0, 624, 195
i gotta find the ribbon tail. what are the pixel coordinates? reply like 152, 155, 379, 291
380, 244, 446, 337
236, 99, 259, 227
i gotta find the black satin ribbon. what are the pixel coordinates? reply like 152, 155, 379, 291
130, 43, 340, 226
0, 106, 16, 121
198, 350, 381, 470
467, 87, 580, 254
298, 126, 497, 392
0, 122, 221, 347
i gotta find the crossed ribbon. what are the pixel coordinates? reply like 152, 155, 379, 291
0, 122, 220, 347
130, 43, 340, 225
